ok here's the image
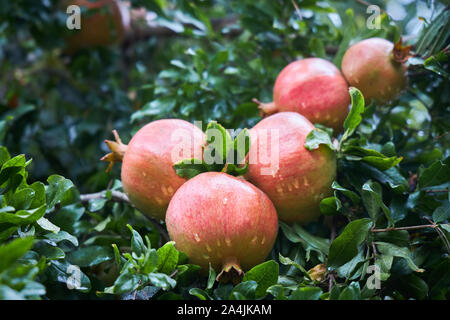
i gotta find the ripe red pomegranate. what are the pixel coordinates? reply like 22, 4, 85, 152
102, 119, 205, 220
64, 0, 130, 52
341, 38, 408, 104
165, 172, 278, 279
245, 112, 336, 224
255, 58, 350, 132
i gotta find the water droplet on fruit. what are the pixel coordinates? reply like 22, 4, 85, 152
261, 237, 266, 245
276, 185, 283, 194
223, 198, 228, 205
206, 244, 212, 252
194, 233, 201, 242
251, 236, 258, 244
225, 238, 232, 247
303, 177, 310, 187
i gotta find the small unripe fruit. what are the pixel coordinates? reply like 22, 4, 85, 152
256, 58, 350, 132
341, 38, 407, 104
165, 172, 278, 278
102, 119, 205, 220
64, 0, 130, 52
246, 112, 336, 224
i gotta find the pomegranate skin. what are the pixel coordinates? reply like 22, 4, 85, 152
246, 112, 336, 224
121, 119, 205, 220
165, 172, 278, 273
270, 58, 350, 132
341, 38, 407, 104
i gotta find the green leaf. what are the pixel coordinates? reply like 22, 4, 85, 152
173, 158, 209, 179
320, 196, 342, 216
432, 202, 450, 223
328, 218, 373, 268
44, 230, 78, 246
341, 87, 365, 143
0, 237, 34, 272
68, 246, 113, 267
0, 205, 46, 225
331, 181, 360, 204
289, 287, 323, 300
156, 241, 179, 275
47, 260, 91, 292
46, 175, 77, 209
204, 121, 233, 165
234, 128, 251, 164
147, 272, 177, 291
362, 156, 403, 171
207, 264, 216, 290
338, 283, 360, 300
36, 217, 60, 233
229, 280, 257, 300
189, 288, 212, 300
278, 254, 309, 277
9, 188, 35, 210
112, 271, 144, 294
35, 243, 65, 260
127, 224, 146, 257
267, 285, 287, 300
304, 128, 336, 151
292, 224, 330, 256
418, 158, 450, 189
361, 180, 393, 226
243, 260, 279, 299
376, 242, 424, 273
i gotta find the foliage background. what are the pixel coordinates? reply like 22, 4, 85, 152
0, 0, 448, 300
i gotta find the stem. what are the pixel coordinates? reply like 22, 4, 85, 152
327, 216, 336, 292
80, 190, 170, 243
252, 98, 278, 117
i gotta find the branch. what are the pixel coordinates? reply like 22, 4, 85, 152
80, 190, 170, 243
371, 223, 449, 233
80, 190, 130, 203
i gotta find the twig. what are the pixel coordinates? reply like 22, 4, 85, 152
371, 223, 449, 232
80, 190, 130, 203
291, 0, 302, 20
80, 190, 170, 243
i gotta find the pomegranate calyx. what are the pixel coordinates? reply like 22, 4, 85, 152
216, 258, 244, 285
392, 38, 413, 63
101, 129, 128, 173
252, 98, 277, 118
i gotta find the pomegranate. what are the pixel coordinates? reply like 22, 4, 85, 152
255, 58, 350, 132
102, 119, 205, 220
165, 172, 278, 280
245, 112, 336, 224
341, 38, 408, 104
64, 0, 130, 52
